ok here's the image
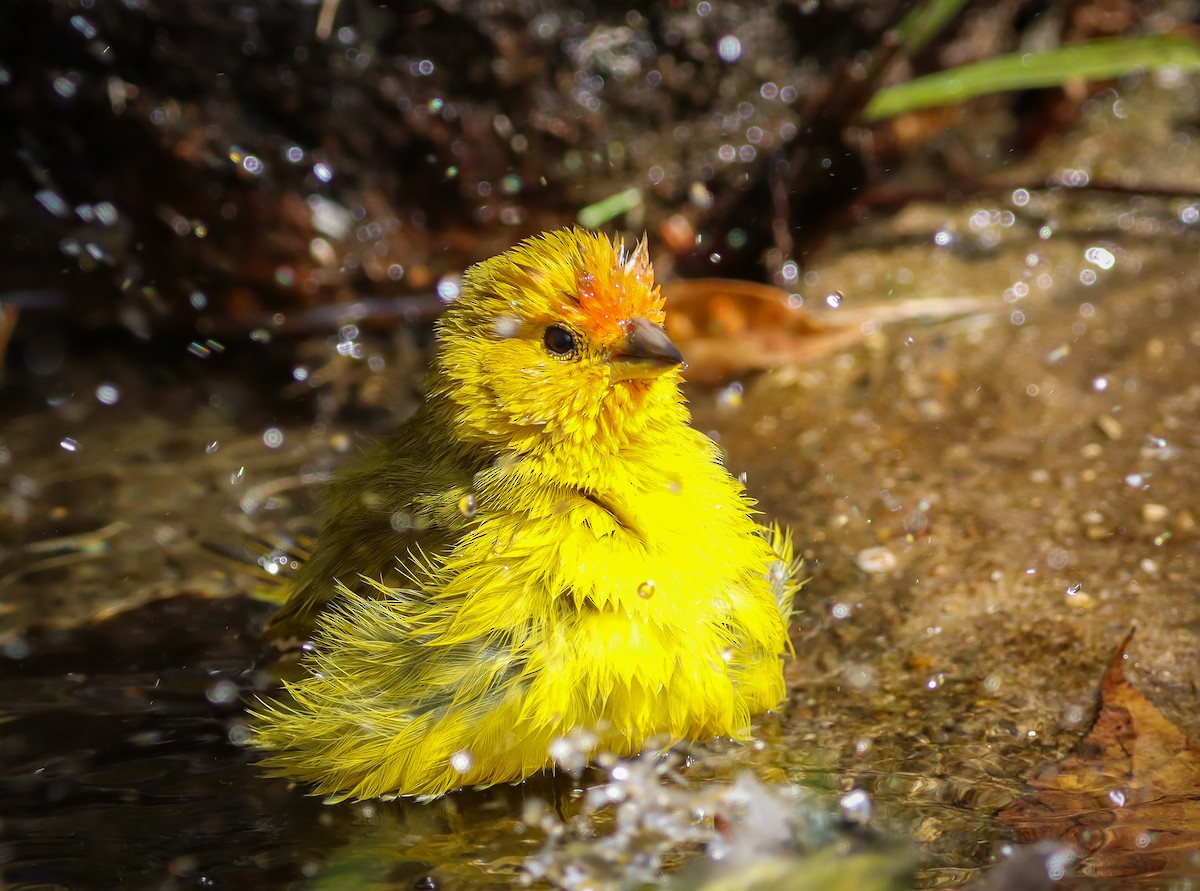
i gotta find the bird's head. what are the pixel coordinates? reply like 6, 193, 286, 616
430, 228, 687, 459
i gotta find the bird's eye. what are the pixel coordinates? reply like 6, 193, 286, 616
543, 325, 576, 356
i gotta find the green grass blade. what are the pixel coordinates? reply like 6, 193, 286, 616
865, 35, 1200, 121
896, 0, 972, 56
577, 187, 643, 229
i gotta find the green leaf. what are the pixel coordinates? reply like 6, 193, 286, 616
865, 35, 1200, 122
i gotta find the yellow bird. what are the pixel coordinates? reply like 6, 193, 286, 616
252, 228, 797, 801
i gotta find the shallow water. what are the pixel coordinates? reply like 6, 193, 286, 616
3, 77, 1200, 889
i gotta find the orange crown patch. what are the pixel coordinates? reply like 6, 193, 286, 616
567, 234, 665, 342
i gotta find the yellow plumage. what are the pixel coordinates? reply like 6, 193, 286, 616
251, 228, 797, 801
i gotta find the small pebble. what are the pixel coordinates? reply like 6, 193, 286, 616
855, 546, 897, 573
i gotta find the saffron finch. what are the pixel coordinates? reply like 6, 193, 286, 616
252, 228, 797, 800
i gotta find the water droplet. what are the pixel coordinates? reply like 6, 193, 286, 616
206, 679, 239, 705
59, 437, 78, 453
717, 35, 741, 63
839, 788, 871, 824
449, 750, 473, 773
845, 664, 875, 690
492, 313, 521, 339
716, 382, 743, 411
262, 427, 284, 449
436, 275, 462, 303
637, 580, 655, 599
458, 494, 478, 518
205, 441, 219, 455
1084, 245, 1115, 270
35, 189, 69, 218
69, 14, 98, 38
95, 383, 120, 405
825, 290, 844, 309
52, 76, 77, 99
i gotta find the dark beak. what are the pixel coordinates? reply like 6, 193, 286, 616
609, 316, 685, 381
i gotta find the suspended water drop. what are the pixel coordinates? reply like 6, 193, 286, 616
716, 382, 743, 411
1084, 246, 1115, 270
1123, 473, 1147, 490
492, 313, 521, 338
839, 788, 871, 825
637, 580, 656, 599
206, 679, 239, 705
35, 189, 69, 218
458, 494, 478, 518
437, 275, 462, 303
717, 35, 741, 63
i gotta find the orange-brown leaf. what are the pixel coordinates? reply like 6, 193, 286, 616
661, 279, 990, 385
997, 628, 1200, 879
661, 279, 859, 384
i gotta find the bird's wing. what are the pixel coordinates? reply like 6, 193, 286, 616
264, 420, 482, 639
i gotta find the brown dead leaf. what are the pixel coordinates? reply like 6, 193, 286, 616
661, 279, 990, 385
997, 628, 1200, 879
661, 279, 863, 384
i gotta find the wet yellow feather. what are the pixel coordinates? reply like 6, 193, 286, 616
251, 228, 797, 800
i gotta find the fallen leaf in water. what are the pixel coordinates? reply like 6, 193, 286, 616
660, 279, 988, 384
996, 628, 1200, 880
